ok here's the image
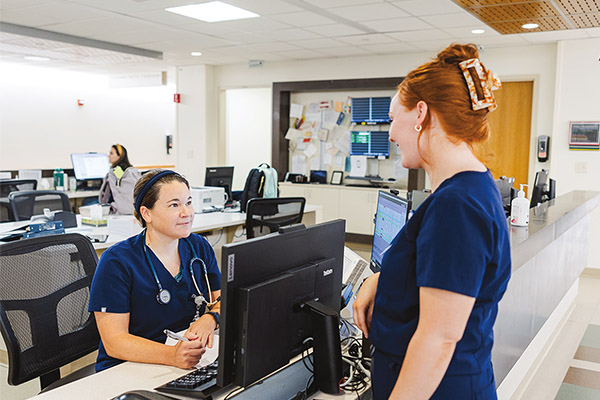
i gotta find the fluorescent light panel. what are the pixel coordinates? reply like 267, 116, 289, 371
165, 1, 259, 23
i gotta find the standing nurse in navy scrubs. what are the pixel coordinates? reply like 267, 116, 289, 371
89, 169, 221, 372
353, 43, 511, 399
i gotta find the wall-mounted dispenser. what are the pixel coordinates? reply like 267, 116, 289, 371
537, 136, 549, 162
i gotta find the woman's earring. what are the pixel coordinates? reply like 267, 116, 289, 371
414, 124, 422, 132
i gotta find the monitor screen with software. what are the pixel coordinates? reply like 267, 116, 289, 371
70, 153, 110, 181
204, 166, 234, 202
218, 220, 345, 393
371, 191, 409, 272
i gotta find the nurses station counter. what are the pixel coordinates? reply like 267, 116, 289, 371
494, 190, 600, 398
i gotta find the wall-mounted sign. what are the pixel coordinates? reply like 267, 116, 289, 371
569, 121, 600, 150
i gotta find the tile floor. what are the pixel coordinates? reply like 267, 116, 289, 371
2, 262, 599, 400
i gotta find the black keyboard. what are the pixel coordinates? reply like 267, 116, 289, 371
155, 361, 218, 399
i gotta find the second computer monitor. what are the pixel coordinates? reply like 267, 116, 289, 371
204, 166, 234, 203
371, 191, 410, 273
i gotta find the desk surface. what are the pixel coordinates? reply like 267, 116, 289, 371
0, 205, 321, 250
28, 356, 364, 400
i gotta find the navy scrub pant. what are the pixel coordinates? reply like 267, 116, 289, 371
371, 349, 497, 399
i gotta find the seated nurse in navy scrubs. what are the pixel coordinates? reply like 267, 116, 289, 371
89, 169, 222, 372
353, 44, 511, 399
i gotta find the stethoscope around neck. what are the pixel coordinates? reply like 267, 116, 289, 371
142, 231, 215, 307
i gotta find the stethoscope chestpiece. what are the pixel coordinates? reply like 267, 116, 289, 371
157, 289, 171, 305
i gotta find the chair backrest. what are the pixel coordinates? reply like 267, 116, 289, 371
245, 197, 306, 239
0, 179, 38, 197
0, 180, 38, 222
0, 233, 99, 388
8, 190, 70, 221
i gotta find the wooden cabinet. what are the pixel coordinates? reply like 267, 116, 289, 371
280, 183, 406, 235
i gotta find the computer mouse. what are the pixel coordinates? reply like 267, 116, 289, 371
112, 390, 178, 400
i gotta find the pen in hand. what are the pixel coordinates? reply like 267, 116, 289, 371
164, 329, 189, 342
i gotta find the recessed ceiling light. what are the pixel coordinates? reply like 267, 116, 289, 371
522, 23, 539, 29
165, 1, 259, 23
24, 56, 50, 61
471, 29, 485, 35
191, 52, 203, 56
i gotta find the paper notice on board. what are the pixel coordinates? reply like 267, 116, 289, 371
310, 156, 320, 170
335, 101, 343, 112
323, 153, 333, 166
291, 154, 307, 174
296, 138, 308, 151
307, 103, 319, 114
321, 110, 339, 130
334, 154, 345, 166
285, 128, 299, 140
290, 103, 303, 119
334, 132, 351, 154
304, 143, 317, 158
325, 142, 333, 151
318, 129, 329, 141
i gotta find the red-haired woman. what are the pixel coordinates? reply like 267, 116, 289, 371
353, 44, 511, 399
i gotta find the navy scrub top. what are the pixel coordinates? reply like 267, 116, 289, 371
370, 170, 511, 376
89, 232, 221, 372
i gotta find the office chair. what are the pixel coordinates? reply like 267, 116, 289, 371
0, 179, 38, 222
8, 190, 70, 221
245, 197, 306, 239
0, 233, 99, 392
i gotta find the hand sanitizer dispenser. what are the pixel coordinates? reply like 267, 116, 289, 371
510, 184, 529, 226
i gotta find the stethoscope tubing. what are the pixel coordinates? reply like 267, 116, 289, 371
143, 231, 213, 305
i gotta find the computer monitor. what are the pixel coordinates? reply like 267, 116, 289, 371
530, 169, 549, 208
350, 131, 390, 157
494, 177, 515, 217
218, 220, 345, 394
204, 166, 234, 203
371, 191, 409, 273
350, 97, 391, 124
70, 153, 110, 181
309, 170, 327, 184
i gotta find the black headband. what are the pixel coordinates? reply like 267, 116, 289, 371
134, 170, 177, 214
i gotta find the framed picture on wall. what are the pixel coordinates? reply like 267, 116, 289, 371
569, 122, 600, 150
331, 171, 343, 185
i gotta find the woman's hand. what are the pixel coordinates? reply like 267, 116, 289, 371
171, 334, 206, 369
352, 272, 380, 338
187, 314, 217, 348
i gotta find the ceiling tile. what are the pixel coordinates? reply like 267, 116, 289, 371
441, 25, 501, 38
420, 12, 483, 28
267, 28, 322, 41
215, 16, 293, 32
273, 48, 328, 60
288, 37, 347, 49
214, 32, 270, 45
317, 46, 373, 57
335, 33, 398, 46
268, 11, 336, 27
362, 41, 420, 54
329, 3, 409, 22
303, 0, 387, 8
391, 0, 463, 16
304, 23, 366, 37
224, 0, 303, 15
467, 34, 529, 46
0, 0, 53, 10
386, 29, 453, 41
360, 17, 433, 32
245, 41, 302, 52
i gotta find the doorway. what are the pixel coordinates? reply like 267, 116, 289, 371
484, 81, 534, 193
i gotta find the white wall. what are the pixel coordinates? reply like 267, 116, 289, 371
0, 63, 176, 171
213, 44, 558, 191
549, 38, 600, 268
175, 65, 217, 186
224, 88, 272, 191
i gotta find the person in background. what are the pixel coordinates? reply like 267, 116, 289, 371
353, 43, 511, 399
89, 169, 221, 371
99, 144, 141, 214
